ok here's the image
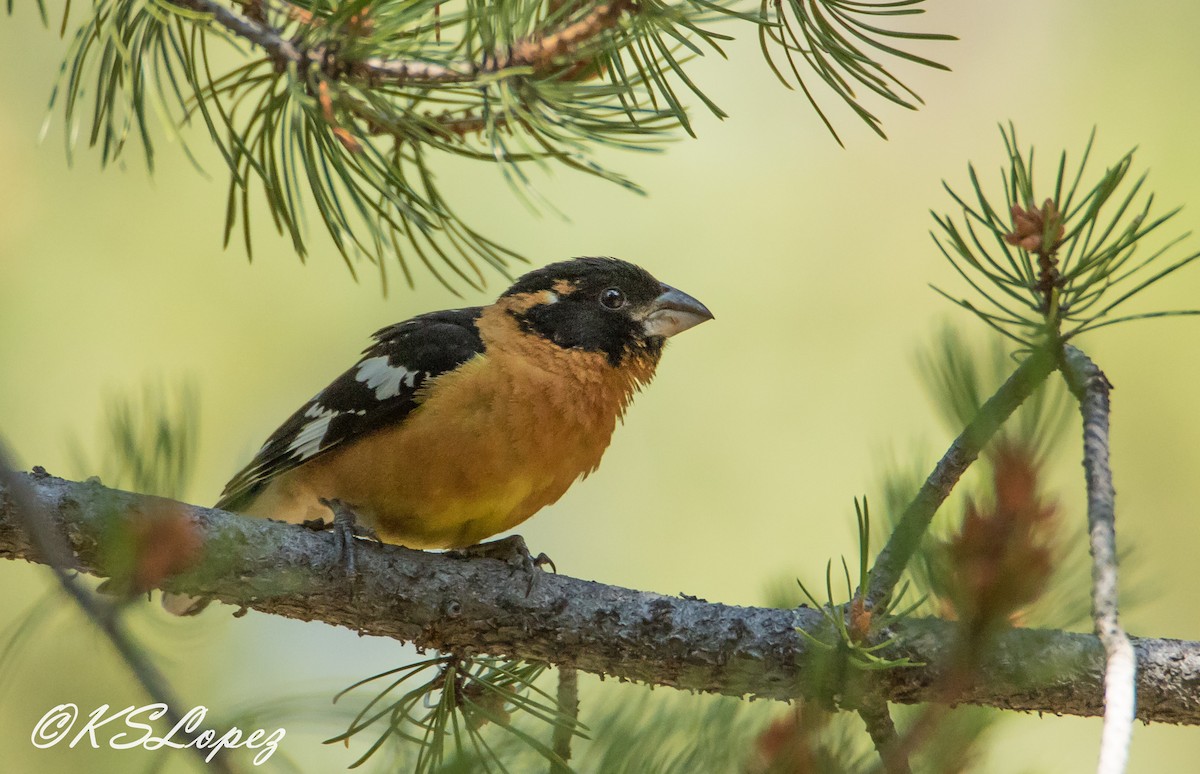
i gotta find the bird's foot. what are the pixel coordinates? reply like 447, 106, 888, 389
449, 535, 555, 594
310, 498, 379, 578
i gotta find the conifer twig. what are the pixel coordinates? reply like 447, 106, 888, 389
170, 0, 311, 67
166, 0, 631, 84
865, 347, 1057, 609
163, 0, 457, 81
1060, 346, 1135, 774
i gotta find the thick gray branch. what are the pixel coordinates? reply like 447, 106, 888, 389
2, 471, 1199, 725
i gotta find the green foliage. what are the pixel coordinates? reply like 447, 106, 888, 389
327, 654, 585, 772
586, 688, 869, 774
52, 0, 188, 170
8, 0, 48, 22
31, 0, 950, 289
933, 125, 1200, 344
917, 325, 1072, 458
0, 589, 62, 695
69, 379, 199, 499
794, 499, 922, 672
892, 703, 999, 774
397, 680, 874, 774
904, 328, 1117, 631
758, 0, 954, 144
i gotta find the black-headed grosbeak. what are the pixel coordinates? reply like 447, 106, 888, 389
211, 257, 711, 556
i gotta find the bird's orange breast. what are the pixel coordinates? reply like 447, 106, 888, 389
243, 302, 658, 548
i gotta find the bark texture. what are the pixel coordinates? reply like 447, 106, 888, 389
2, 471, 1198, 725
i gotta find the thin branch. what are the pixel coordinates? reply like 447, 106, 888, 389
0, 447, 234, 774
2, 471, 1199, 724
865, 346, 1058, 608
857, 698, 911, 774
549, 667, 579, 774
165, 0, 632, 84
168, 0, 309, 67
497, 0, 630, 71
1060, 346, 1136, 774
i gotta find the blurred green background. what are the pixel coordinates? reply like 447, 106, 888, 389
2, 0, 1199, 770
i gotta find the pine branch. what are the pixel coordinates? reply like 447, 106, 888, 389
3, 470, 1199, 725
165, 0, 632, 84
1060, 346, 1136, 774
32, 0, 951, 286
167, 0, 309, 70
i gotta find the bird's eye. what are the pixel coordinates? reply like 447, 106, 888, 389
599, 287, 626, 310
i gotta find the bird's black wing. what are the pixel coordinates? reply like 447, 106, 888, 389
215, 307, 485, 511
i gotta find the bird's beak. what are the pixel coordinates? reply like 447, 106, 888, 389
642, 284, 714, 338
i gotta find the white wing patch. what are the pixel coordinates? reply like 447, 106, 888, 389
287, 405, 336, 461
283, 403, 371, 463
355, 356, 421, 399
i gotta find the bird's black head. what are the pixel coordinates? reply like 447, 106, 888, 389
501, 257, 713, 366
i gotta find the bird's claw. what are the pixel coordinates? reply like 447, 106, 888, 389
449, 535, 555, 594
314, 498, 377, 579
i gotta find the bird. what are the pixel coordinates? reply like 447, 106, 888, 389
167, 257, 711, 612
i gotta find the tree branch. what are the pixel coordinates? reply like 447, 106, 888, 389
857, 698, 911, 774
0, 450, 234, 774
550, 667, 579, 774
2, 470, 1198, 725
1060, 345, 1136, 774
164, 0, 631, 84
168, 0, 309, 69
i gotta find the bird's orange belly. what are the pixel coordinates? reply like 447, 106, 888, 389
244, 354, 622, 548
